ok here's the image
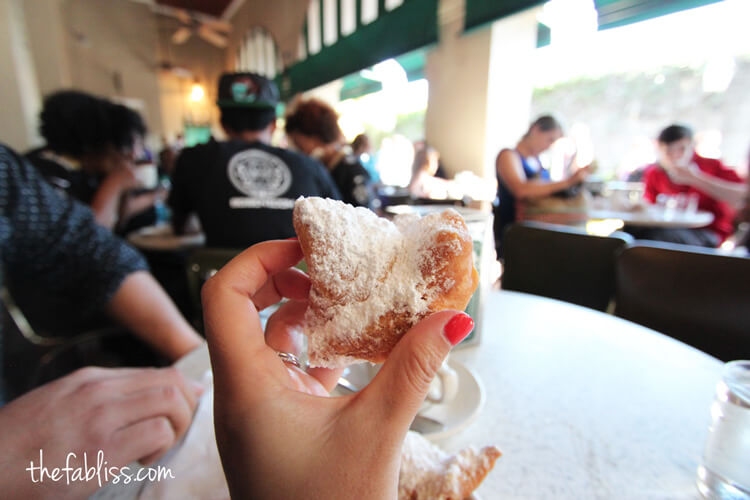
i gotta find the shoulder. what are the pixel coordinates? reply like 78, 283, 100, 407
496, 148, 520, 166
695, 155, 742, 181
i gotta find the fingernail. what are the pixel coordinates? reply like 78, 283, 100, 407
286, 236, 298, 240
443, 312, 474, 346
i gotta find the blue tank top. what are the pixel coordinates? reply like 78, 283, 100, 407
493, 149, 550, 253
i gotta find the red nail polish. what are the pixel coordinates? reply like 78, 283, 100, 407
444, 313, 474, 346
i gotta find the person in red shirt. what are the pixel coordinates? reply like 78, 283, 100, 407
631, 124, 745, 247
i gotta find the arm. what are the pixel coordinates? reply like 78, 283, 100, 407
496, 150, 587, 200
107, 271, 202, 360
90, 167, 139, 229
3, 147, 200, 360
678, 163, 746, 207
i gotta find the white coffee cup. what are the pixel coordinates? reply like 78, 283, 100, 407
350, 357, 459, 413
134, 164, 158, 189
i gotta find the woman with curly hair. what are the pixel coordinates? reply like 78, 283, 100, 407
285, 98, 375, 208
26, 90, 162, 231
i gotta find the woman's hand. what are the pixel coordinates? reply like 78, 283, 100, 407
203, 240, 474, 499
0, 366, 202, 499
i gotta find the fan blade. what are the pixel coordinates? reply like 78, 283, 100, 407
197, 25, 228, 48
201, 18, 232, 33
175, 8, 192, 25
172, 26, 192, 45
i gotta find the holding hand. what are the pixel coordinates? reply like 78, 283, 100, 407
0, 366, 201, 499
203, 240, 474, 499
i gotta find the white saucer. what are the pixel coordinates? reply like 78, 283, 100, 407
419, 360, 485, 442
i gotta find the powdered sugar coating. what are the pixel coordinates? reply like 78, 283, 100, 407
398, 431, 501, 500
294, 197, 470, 368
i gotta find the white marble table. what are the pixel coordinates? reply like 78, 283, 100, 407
588, 206, 714, 228
445, 290, 723, 500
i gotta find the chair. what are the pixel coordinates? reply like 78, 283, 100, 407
501, 221, 633, 311
1, 288, 166, 400
614, 241, 750, 361
185, 248, 241, 331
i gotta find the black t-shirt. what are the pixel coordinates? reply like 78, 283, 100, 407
329, 153, 375, 209
168, 139, 342, 248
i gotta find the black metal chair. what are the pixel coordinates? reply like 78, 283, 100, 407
501, 221, 633, 311
185, 248, 241, 332
614, 241, 750, 361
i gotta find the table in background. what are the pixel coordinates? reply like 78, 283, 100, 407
589, 206, 715, 228
126, 225, 206, 323
447, 290, 722, 499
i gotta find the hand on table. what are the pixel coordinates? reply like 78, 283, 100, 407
0, 366, 202, 499
203, 240, 474, 499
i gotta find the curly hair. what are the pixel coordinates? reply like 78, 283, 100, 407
39, 90, 146, 157
284, 98, 342, 144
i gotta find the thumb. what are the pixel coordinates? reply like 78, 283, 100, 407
361, 310, 474, 433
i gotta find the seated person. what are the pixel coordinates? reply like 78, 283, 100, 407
408, 145, 454, 199
0, 144, 203, 499
285, 98, 375, 209
351, 133, 380, 184
629, 124, 745, 247
26, 90, 164, 233
1, 145, 202, 398
168, 73, 341, 248
493, 115, 590, 257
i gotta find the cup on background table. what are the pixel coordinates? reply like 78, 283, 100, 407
696, 360, 750, 499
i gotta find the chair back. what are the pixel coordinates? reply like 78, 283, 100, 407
186, 248, 241, 329
501, 221, 633, 311
614, 241, 750, 361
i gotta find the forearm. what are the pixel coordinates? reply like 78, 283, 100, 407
106, 271, 202, 360
514, 178, 573, 200
90, 179, 127, 228
688, 169, 746, 207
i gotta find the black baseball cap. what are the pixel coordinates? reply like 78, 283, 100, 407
216, 72, 279, 109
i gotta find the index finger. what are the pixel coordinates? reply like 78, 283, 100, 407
202, 240, 303, 385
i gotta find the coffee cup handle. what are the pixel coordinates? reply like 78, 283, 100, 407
425, 362, 459, 404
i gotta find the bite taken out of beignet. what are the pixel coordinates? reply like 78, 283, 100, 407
293, 197, 479, 368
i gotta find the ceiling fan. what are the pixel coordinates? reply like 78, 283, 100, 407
169, 8, 232, 48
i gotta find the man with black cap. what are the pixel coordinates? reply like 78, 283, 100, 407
168, 72, 341, 248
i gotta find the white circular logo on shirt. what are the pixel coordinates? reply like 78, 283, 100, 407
227, 149, 292, 198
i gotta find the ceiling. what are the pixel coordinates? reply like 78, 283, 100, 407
155, 0, 235, 18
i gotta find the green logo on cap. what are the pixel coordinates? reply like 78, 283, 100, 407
231, 81, 258, 103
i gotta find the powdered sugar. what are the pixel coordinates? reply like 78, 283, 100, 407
294, 197, 466, 367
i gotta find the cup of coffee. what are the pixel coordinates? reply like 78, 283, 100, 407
347, 357, 459, 413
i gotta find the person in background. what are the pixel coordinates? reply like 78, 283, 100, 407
168, 73, 341, 248
351, 133, 380, 184
493, 115, 590, 257
285, 98, 375, 209
408, 144, 452, 199
26, 90, 164, 233
0, 145, 202, 498
631, 124, 745, 247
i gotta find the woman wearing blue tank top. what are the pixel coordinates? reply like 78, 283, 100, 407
493, 115, 591, 257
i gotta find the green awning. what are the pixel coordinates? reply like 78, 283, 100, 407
596, 0, 724, 30
279, 0, 438, 101
464, 0, 545, 33
339, 47, 427, 101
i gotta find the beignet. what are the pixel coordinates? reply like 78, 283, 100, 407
399, 431, 501, 500
293, 197, 479, 368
